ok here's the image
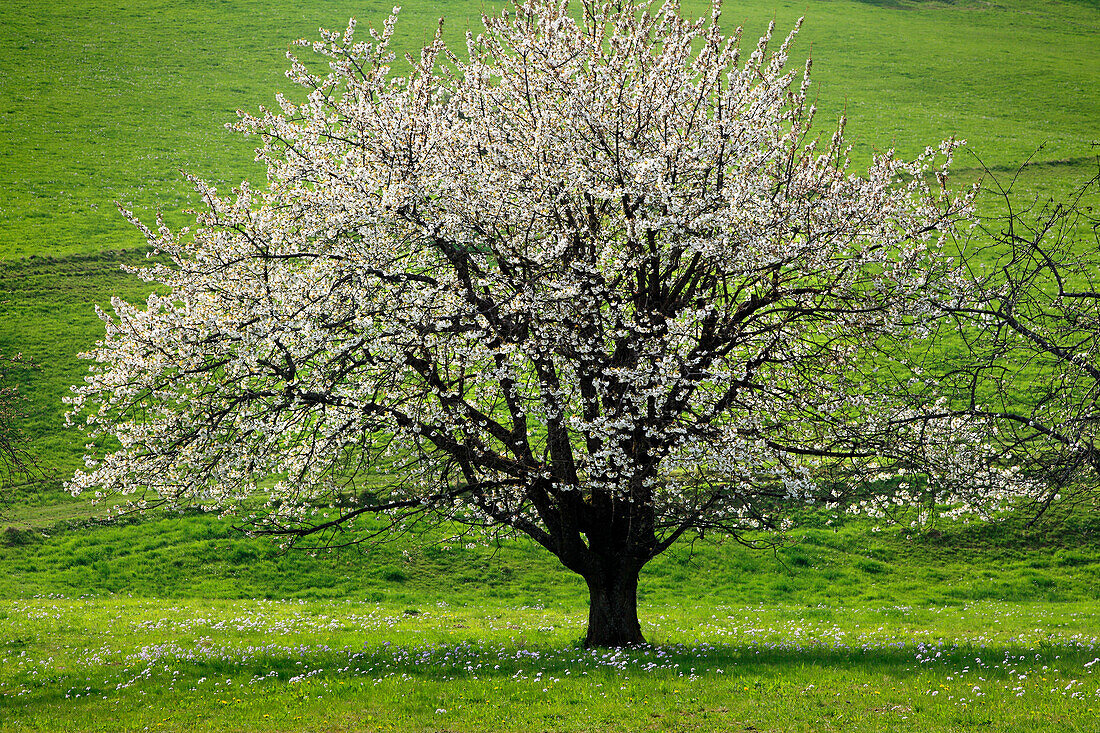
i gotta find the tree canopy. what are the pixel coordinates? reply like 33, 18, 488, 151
931, 161, 1100, 518
68, 0, 1028, 645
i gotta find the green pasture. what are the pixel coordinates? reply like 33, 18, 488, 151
3, 487, 1099, 729
2, 0, 1099, 481
3, 504, 1100, 605
2, 1, 1100, 729
1, 0, 1097, 259
2, 595, 1099, 731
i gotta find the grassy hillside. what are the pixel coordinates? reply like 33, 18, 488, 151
3, 506, 1100, 731
4, 499, 1100, 607
1, 0, 1097, 259
2, 4, 1098, 729
2, 0, 1098, 484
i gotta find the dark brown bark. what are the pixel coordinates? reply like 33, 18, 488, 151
583, 563, 645, 648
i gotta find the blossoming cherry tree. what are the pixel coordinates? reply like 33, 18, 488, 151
70, 1, 993, 646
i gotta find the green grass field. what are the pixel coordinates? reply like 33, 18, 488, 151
3, 504, 1100, 730
2, 0, 1097, 259
3, 597, 1100, 732
2, 0, 1099, 477
2, 0, 1100, 729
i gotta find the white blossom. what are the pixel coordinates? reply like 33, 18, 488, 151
66, 1, 1027, 644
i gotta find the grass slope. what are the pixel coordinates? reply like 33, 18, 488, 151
2, 0, 1099, 482
1, 0, 1097, 257
4, 502, 1100, 607
2, 509, 1100, 731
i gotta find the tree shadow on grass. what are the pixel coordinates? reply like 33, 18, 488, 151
8, 639, 1096, 712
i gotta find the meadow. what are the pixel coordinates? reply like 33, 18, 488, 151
2, 0, 1099, 478
2, 0, 1100, 730
3, 597, 1099, 731
3, 504, 1100, 730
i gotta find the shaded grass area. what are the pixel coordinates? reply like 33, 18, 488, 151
2, 597, 1098, 731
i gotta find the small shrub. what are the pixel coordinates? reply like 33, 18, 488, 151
1, 526, 37, 547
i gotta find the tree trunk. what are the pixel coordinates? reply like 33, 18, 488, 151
583, 564, 645, 647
